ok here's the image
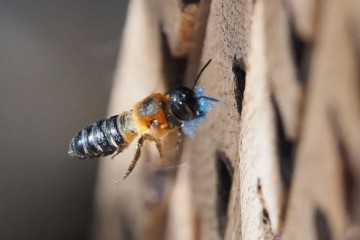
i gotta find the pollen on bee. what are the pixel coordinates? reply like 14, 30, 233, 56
181, 85, 218, 138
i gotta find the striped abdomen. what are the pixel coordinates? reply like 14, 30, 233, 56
68, 112, 137, 159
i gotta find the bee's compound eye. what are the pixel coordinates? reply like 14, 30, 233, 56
168, 87, 199, 121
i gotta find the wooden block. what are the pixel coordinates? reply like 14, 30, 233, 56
283, 0, 360, 238
236, 0, 285, 237
183, 0, 253, 239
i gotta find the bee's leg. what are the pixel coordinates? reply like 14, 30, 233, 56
166, 114, 183, 129
111, 149, 122, 159
115, 136, 146, 184
165, 114, 183, 153
176, 131, 183, 153
143, 134, 162, 158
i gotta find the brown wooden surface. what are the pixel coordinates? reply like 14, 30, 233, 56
92, 0, 360, 239
283, 0, 360, 239
187, 0, 253, 239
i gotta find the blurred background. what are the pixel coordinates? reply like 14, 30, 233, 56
0, 1, 128, 239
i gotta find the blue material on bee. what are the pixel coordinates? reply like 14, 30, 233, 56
181, 86, 218, 138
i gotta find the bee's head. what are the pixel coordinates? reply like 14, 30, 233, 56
168, 86, 201, 121
167, 59, 217, 123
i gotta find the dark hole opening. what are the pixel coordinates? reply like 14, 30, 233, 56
315, 207, 333, 240
262, 209, 270, 224
271, 94, 296, 191
182, 0, 200, 5
329, 110, 356, 221
160, 31, 187, 89
337, 134, 355, 220
232, 55, 246, 115
289, 12, 311, 85
215, 150, 233, 238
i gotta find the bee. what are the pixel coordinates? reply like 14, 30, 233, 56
68, 59, 218, 183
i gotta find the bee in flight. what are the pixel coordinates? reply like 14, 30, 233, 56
68, 59, 218, 183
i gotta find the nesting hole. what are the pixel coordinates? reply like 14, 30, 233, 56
271, 94, 296, 191
232, 55, 246, 115
328, 110, 357, 221
314, 207, 333, 240
182, 0, 200, 5
215, 150, 234, 238
160, 32, 187, 88
337, 134, 355, 220
288, 11, 312, 85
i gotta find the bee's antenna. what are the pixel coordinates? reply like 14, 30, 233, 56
197, 96, 219, 102
192, 59, 212, 89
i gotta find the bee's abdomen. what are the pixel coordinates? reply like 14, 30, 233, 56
68, 115, 133, 159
